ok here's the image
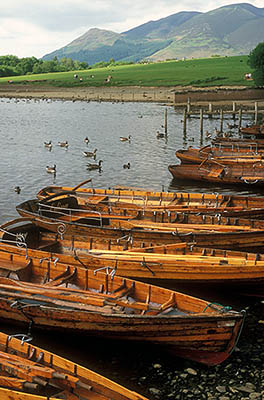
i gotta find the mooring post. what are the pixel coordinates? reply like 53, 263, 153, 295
220, 109, 224, 133
238, 109, 242, 130
164, 108, 168, 134
208, 103, 213, 119
200, 109, 204, 133
232, 102, 236, 119
187, 97, 191, 117
183, 108, 187, 134
255, 102, 258, 125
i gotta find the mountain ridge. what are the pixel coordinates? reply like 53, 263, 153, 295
42, 3, 264, 64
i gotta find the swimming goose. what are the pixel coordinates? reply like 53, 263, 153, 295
120, 135, 131, 142
44, 141, 52, 149
14, 186, 21, 194
46, 165, 56, 174
58, 141, 69, 148
87, 160, 103, 170
123, 162, 130, 169
84, 137, 90, 145
82, 149, 97, 158
156, 131, 167, 138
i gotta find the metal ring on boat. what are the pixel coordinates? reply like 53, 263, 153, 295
243, 179, 259, 185
57, 223, 66, 235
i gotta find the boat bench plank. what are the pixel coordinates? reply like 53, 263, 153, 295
84, 195, 108, 204
208, 167, 224, 177
37, 240, 58, 250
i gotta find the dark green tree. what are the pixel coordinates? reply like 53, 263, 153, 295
248, 42, 264, 86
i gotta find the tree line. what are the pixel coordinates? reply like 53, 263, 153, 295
0, 55, 89, 77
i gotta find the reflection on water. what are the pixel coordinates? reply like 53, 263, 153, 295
0, 97, 261, 399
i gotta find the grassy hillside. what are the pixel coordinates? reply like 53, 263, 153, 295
0, 55, 254, 88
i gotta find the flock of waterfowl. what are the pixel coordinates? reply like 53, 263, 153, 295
43, 135, 134, 176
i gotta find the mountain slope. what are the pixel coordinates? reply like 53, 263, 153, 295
42, 3, 264, 63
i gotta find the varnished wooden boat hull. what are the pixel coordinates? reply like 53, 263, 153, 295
35, 183, 264, 218
176, 147, 264, 165
1, 220, 264, 292
15, 199, 264, 252
168, 163, 264, 187
0, 252, 245, 366
0, 331, 148, 400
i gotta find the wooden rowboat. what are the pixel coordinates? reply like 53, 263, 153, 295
15, 197, 264, 252
240, 124, 264, 135
176, 147, 264, 165
34, 182, 264, 218
0, 331, 148, 400
168, 161, 264, 187
0, 252, 245, 366
1, 219, 264, 293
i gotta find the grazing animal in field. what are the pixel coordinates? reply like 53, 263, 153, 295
123, 162, 130, 169
120, 135, 131, 142
82, 149, 97, 159
87, 160, 103, 171
46, 165, 56, 174
58, 141, 69, 148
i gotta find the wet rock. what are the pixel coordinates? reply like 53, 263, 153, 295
149, 387, 161, 396
185, 368, 197, 376
216, 386, 227, 393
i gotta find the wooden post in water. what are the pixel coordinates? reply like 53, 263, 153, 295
255, 102, 258, 125
200, 109, 204, 133
220, 109, 224, 133
164, 108, 168, 134
187, 97, 191, 117
232, 102, 236, 119
238, 109, 242, 130
183, 108, 187, 134
208, 103, 213, 119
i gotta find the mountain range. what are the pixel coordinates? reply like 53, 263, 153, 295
43, 3, 264, 64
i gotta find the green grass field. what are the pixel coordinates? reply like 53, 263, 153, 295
0, 55, 254, 88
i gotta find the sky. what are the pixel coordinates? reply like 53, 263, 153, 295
0, 0, 263, 59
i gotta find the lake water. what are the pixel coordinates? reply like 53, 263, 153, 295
0, 96, 262, 399
0, 96, 263, 224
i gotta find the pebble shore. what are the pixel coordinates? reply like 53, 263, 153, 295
136, 301, 264, 400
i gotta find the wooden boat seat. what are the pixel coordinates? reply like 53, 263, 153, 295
0, 255, 32, 281
207, 167, 224, 178
85, 195, 108, 204
37, 240, 58, 251
44, 267, 77, 287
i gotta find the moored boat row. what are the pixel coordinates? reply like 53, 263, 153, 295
3, 177, 264, 389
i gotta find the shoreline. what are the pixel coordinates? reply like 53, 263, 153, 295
0, 84, 264, 108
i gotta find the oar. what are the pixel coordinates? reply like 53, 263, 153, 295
73, 178, 92, 191
0, 375, 38, 391
0, 351, 90, 390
